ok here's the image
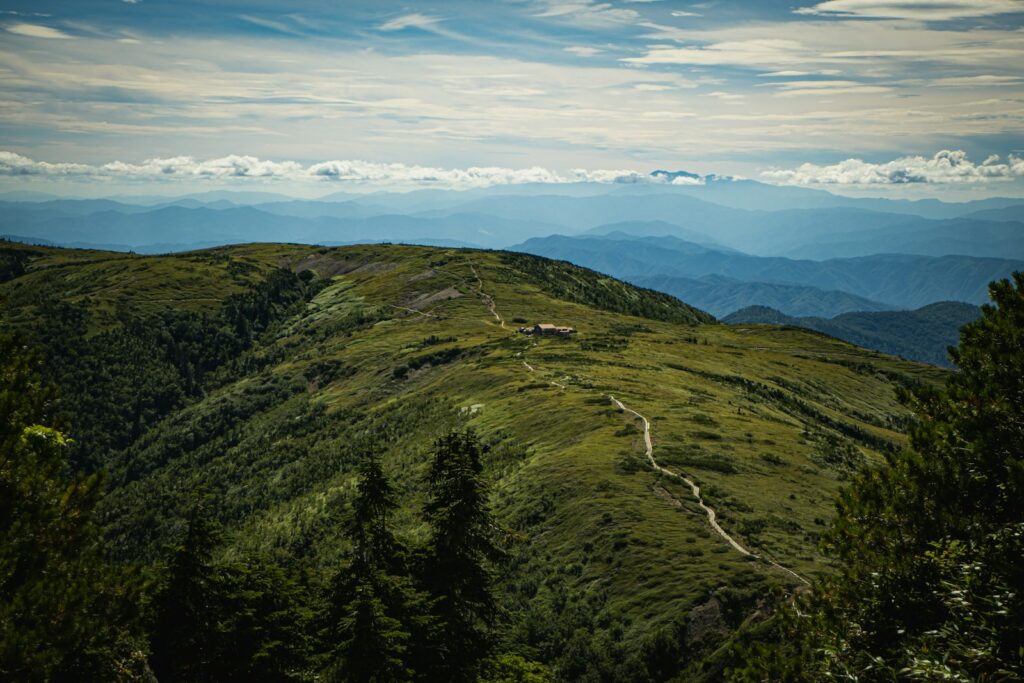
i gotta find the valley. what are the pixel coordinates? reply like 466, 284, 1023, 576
1, 240, 946, 680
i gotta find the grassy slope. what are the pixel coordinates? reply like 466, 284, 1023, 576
1, 241, 946, 675
724, 302, 981, 367
0, 241, 280, 331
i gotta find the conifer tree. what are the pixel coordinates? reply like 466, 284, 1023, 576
729, 273, 1024, 680
150, 506, 311, 683
149, 508, 222, 683
0, 334, 142, 681
417, 429, 501, 683
328, 450, 414, 683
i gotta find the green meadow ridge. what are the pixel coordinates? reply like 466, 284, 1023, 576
1, 240, 946, 680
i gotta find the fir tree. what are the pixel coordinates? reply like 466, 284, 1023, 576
0, 334, 143, 681
328, 450, 414, 683
729, 272, 1024, 680
417, 429, 501, 683
149, 508, 222, 683
150, 506, 312, 683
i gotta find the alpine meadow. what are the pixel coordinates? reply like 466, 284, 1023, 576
1, 1, 1023, 682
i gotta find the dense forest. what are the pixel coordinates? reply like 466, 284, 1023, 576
723, 302, 982, 368
1, 242, 1021, 681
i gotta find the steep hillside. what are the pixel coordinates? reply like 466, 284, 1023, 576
629, 274, 894, 318
724, 302, 981, 367
0, 241, 946, 680
515, 234, 1021, 310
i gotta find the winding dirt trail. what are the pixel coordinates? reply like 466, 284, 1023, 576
468, 261, 808, 585
609, 396, 752, 556
609, 395, 810, 586
469, 263, 504, 328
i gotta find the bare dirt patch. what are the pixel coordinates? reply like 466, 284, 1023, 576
404, 287, 463, 310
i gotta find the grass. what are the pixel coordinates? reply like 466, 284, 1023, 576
1, 240, 948, 673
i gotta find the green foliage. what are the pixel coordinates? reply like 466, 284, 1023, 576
729, 272, 1024, 681
393, 346, 465, 379
149, 511, 222, 682
725, 301, 982, 368
417, 429, 502, 683
501, 251, 715, 325
0, 334, 142, 681
1, 242, 952, 681
149, 509, 311, 682
0, 245, 34, 283
28, 266, 323, 471
479, 654, 555, 683
328, 451, 416, 683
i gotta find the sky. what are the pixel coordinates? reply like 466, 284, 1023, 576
1, 0, 1023, 198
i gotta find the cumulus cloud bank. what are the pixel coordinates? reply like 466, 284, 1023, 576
793, 0, 1023, 20
0, 151, 690, 188
761, 150, 1024, 186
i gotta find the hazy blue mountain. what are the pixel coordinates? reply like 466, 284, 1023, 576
419, 192, 752, 232
780, 217, 1024, 260
514, 234, 1022, 309
586, 221, 728, 248
0, 203, 560, 250
412, 193, 1024, 258
628, 274, 894, 318
250, 199, 393, 219
0, 191, 61, 202
0, 199, 153, 218
724, 301, 982, 367
6, 188, 1023, 260
658, 178, 1024, 218
124, 190, 302, 205
962, 205, 1024, 223
150, 198, 240, 210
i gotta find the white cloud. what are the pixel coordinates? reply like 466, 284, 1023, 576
671, 10, 701, 17
624, 39, 810, 66
768, 79, 891, 97
625, 21, 1024, 71
2, 27, 1022, 173
5, 22, 73, 39
707, 90, 745, 100
794, 0, 1023, 20
762, 150, 1024, 185
533, 1, 640, 26
564, 46, 603, 57
378, 13, 442, 32
238, 15, 305, 36
0, 151, 698, 189
758, 69, 841, 77
930, 74, 1022, 87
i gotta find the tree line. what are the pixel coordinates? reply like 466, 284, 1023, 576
1, 331, 540, 681
3, 263, 1023, 681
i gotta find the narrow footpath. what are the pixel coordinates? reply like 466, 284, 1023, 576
470, 260, 810, 586
609, 395, 811, 586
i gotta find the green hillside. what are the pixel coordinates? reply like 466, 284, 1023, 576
0, 241, 946, 681
724, 301, 981, 367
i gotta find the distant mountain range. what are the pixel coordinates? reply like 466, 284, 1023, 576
514, 234, 1022, 311
628, 274, 894, 318
723, 302, 982, 367
2, 180, 1022, 258
3, 180, 1021, 367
